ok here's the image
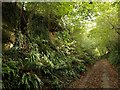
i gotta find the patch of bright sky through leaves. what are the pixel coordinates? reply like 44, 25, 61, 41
1, 0, 119, 2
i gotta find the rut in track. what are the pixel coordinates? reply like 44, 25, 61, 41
68, 59, 118, 88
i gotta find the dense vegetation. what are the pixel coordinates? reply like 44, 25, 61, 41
2, 1, 120, 89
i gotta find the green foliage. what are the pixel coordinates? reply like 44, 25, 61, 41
2, 60, 20, 89
20, 73, 43, 90
109, 51, 120, 65
2, 2, 120, 89
108, 37, 120, 65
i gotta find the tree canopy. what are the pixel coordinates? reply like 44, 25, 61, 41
2, 1, 120, 89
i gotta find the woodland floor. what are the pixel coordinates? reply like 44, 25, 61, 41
68, 59, 119, 89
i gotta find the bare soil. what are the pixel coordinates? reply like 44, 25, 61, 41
68, 59, 118, 88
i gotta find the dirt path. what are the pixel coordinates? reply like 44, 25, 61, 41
68, 59, 118, 88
